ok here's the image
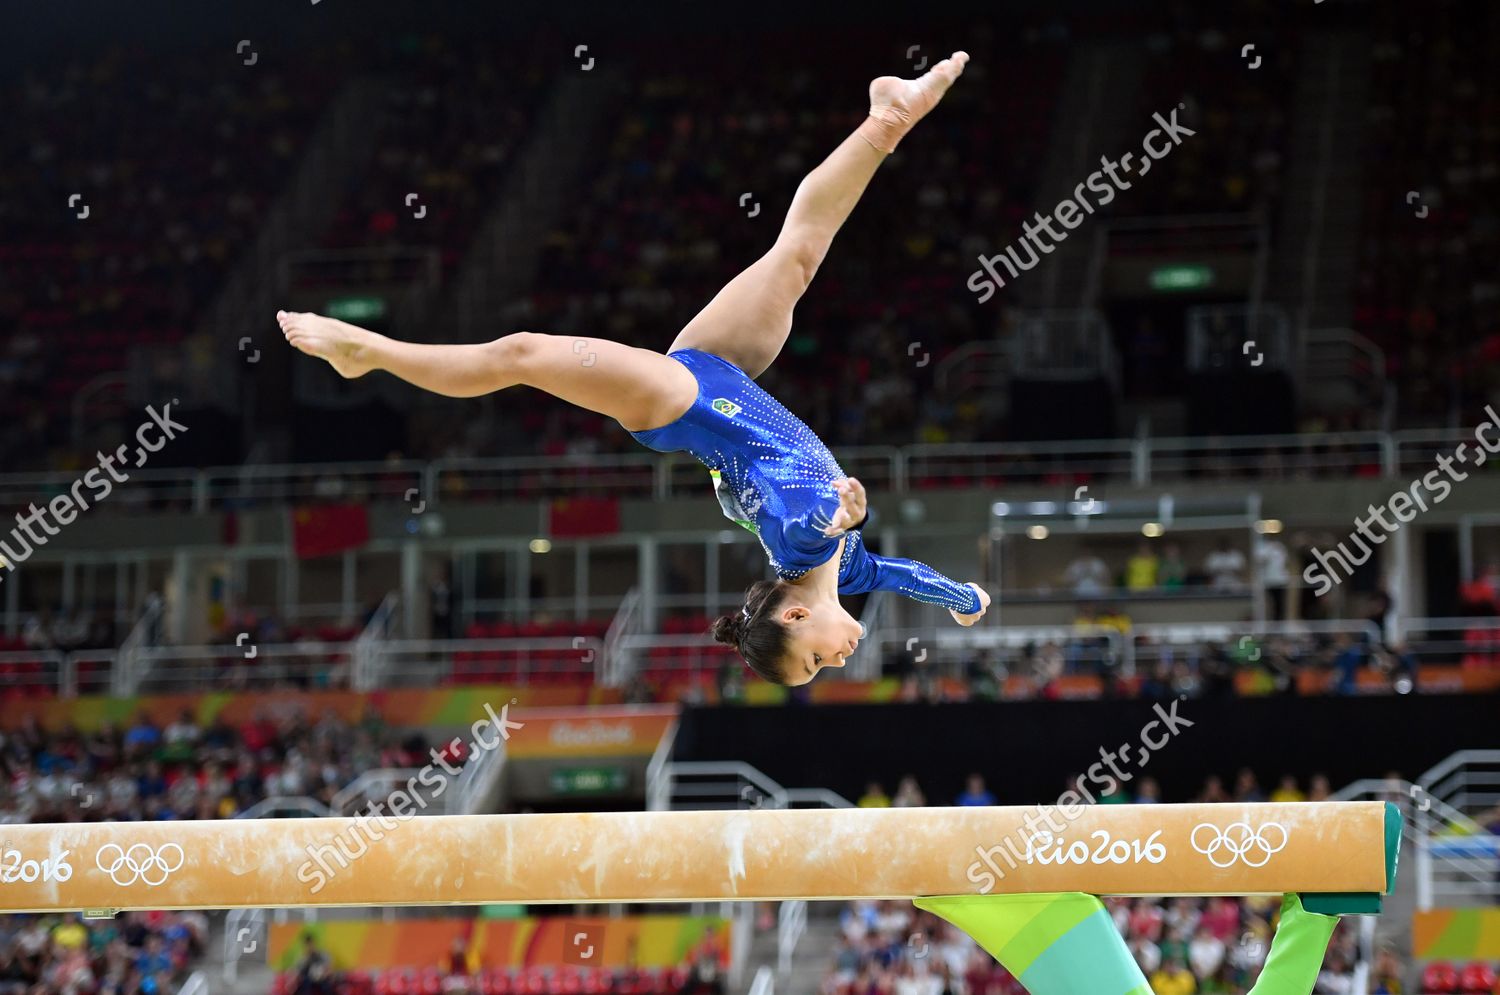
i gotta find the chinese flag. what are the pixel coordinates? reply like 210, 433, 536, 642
547, 496, 620, 538
290, 504, 370, 559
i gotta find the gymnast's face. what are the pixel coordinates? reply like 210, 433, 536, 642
776, 596, 863, 686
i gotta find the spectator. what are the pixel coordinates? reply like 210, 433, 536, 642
1255, 536, 1290, 619
1369, 946, 1403, 994
136, 760, 168, 800
1307, 773, 1332, 801
1159, 543, 1188, 590
1150, 956, 1197, 995
163, 710, 199, 749
1203, 539, 1247, 591
955, 774, 996, 807
690, 923, 730, 970
1372, 641, 1417, 692
1196, 776, 1230, 803
1135, 777, 1162, 803
892, 776, 927, 808
858, 782, 892, 808
1129, 899, 1165, 944
1199, 898, 1239, 942
1130, 935, 1162, 976
1063, 552, 1112, 597
1232, 768, 1265, 803
1125, 542, 1160, 592
292, 933, 335, 995
1187, 927, 1225, 980
133, 935, 171, 981
1315, 950, 1353, 994
1268, 775, 1304, 803
1330, 636, 1367, 695
122, 713, 161, 756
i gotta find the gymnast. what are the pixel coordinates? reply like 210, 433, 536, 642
278, 52, 988, 686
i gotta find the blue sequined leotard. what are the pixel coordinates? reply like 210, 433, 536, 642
629, 349, 982, 614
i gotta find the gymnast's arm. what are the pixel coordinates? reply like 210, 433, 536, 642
839, 532, 990, 623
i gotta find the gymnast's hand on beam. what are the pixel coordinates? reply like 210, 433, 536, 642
950, 583, 991, 626
823, 477, 868, 535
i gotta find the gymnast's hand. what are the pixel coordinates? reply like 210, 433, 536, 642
950, 583, 991, 626
823, 477, 868, 535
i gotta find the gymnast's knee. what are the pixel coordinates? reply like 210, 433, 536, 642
486, 331, 545, 377
781, 237, 827, 289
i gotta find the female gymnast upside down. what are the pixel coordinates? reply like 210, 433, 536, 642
278, 51, 989, 686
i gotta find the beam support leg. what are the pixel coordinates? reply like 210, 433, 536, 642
916, 893, 1151, 995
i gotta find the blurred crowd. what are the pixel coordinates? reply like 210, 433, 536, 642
0, 708, 438, 823
1355, 0, 1500, 425
0, 2, 1495, 478
0, 42, 340, 472
0, 912, 208, 995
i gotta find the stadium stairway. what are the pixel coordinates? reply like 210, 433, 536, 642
196, 76, 387, 380
1268, 29, 1372, 333
442, 65, 631, 344
1026, 39, 1147, 311
767, 908, 844, 995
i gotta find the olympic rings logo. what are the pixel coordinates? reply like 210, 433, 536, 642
95, 843, 184, 887
1190, 822, 1288, 868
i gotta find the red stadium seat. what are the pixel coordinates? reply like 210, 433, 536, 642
1458, 961, 1495, 994
1423, 962, 1459, 994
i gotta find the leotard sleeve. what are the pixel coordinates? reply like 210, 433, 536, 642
837, 531, 983, 614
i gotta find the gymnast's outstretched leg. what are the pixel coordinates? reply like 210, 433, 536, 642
667, 51, 969, 379
276, 313, 698, 434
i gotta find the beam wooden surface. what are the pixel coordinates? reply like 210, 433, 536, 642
0, 802, 1391, 913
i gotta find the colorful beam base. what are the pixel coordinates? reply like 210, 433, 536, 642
920, 892, 1341, 995
0, 802, 1396, 914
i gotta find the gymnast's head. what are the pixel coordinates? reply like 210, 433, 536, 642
710, 579, 863, 686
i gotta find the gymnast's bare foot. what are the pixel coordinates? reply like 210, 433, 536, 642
859, 51, 969, 153
277, 310, 377, 379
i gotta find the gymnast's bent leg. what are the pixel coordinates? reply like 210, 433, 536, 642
276, 312, 697, 434
667, 51, 969, 379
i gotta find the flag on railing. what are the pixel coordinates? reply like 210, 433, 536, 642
547, 496, 620, 537
290, 504, 370, 559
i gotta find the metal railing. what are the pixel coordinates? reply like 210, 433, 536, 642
1404, 619, 1500, 673
112, 594, 163, 696
453, 731, 507, 815
878, 622, 1132, 678
1419, 749, 1500, 817
373, 636, 606, 686
14, 611, 1493, 698
646, 758, 850, 993
5, 426, 1500, 515
602, 587, 643, 687
237, 796, 332, 820
132, 641, 355, 693
748, 965, 774, 995
1332, 774, 1496, 910
776, 900, 805, 985
352, 592, 400, 690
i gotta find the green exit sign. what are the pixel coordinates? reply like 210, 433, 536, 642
1149, 264, 1216, 292
550, 766, 628, 795
325, 296, 388, 321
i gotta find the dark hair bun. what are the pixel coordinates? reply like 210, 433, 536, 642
710, 612, 745, 646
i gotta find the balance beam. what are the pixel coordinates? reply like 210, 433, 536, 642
0, 802, 1398, 914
